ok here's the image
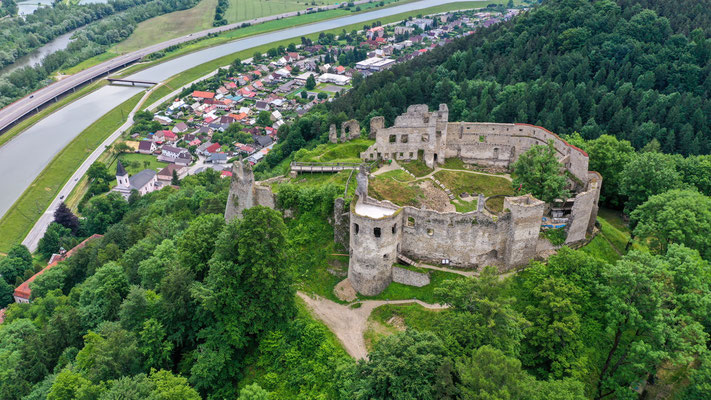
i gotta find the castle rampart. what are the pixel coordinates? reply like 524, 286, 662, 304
346, 104, 601, 295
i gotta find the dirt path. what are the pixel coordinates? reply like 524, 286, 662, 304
297, 291, 447, 359
422, 167, 513, 181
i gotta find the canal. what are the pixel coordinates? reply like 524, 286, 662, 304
0, 0, 472, 219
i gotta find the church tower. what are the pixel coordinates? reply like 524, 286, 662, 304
116, 160, 129, 188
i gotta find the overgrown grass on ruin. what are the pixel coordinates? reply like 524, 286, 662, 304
400, 159, 433, 177
369, 175, 424, 207
0, 92, 144, 253
294, 138, 374, 163
434, 170, 513, 198
359, 269, 463, 304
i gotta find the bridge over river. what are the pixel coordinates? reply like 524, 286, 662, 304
0, 0, 473, 222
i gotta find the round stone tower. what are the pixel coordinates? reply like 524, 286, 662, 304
348, 205, 402, 296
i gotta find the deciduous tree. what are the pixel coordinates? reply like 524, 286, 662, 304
511, 141, 569, 203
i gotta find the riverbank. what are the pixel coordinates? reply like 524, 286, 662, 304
63, 0, 415, 75
140, 0, 503, 108
0, 92, 144, 252
0, 0, 516, 252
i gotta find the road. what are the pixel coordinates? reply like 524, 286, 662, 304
11, 0, 477, 250
20, 87, 152, 251
0, 0, 376, 133
20, 66, 225, 251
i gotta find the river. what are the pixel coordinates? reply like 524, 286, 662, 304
17, 0, 108, 16
0, 0, 473, 219
0, 30, 77, 76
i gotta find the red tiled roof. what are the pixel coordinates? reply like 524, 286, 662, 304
13, 234, 103, 301
514, 123, 589, 157
192, 91, 215, 99
206, 143, 221, 153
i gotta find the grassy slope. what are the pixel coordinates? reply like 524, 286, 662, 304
112, 0, 219, 54
225, 0, 330, 23
360, 269, 464, 303
140, 0, 506, 107
434, 170, 512, 197
0, 92, 145, 252
1, 0, 520, 252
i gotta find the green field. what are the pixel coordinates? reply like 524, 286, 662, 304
112, 0, 219, 54
2, 0, 519, 252
0, 92, 145, 253
225, 0, 330, 23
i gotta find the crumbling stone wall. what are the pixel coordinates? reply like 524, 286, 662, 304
224, 161, 275, 222
392, 266, 430, 287
399, 207, 507, 268
333, 197, 350, 250
329, 120, 361, 143
361, 105, 590, 183
361, 104, 449, 168
565, 172, 602, 244
369, 116, 385, 139
342, 119, 360, 141
502, 195, 546, 269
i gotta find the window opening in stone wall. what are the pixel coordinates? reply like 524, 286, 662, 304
401, 134, 408, 143
389, 135, 396, 143
479, 135, 485, 142
421, 135, 429, 142
399, 152, 404, 157
370, 153, 374, 159
434, 153, 438, 163
407, 217, 415, 227
374, 227, 381, 238
392, 224, 397, 234
493, 148, 499, 158
427, 228, 434, 236
424, 116, 429, 123
354, 223, 359, 234
409, 152, 414, 158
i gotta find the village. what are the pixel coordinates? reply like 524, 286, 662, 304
109, 7, 524, 196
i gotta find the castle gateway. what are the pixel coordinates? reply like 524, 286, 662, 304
345, 104, 601, 296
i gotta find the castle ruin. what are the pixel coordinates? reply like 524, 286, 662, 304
344, 104, 601, 296
224, 159, 275, 222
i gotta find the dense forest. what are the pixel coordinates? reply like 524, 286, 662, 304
261, 0, 711, 181
0, 0, 200, 108
2, 0, 711, 398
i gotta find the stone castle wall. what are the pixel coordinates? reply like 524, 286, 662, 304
224, 161, 276, 222
399, 207, 508, 268
348, 197, 402, 296
347, 104, 601, 296
392, 266, 430, 287
362, 105, 590, 183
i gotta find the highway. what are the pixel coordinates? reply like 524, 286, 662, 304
0, 0, 376, 133
0, 0, 474, 250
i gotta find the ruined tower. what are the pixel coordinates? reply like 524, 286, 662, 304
225, 159, 255, 222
